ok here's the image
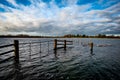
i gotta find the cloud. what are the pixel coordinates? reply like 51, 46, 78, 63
0, 0, 120, 36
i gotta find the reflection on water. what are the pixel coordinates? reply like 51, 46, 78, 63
54, 50, 58, 59
90, 50, 94, 55
14, 61, 22, 80
0, 38, 120, 80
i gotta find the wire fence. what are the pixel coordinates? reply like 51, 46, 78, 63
0, 39, 75, 64
19, 40, 54, 63
0, 43, 14, 63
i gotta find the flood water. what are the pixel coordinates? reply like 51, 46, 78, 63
0, 38, 120, 80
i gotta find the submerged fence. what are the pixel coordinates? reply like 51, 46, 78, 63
0, 39, 73, 64
0, 43, 14, 63
0, 40, 20, 63
54, 39, 73, 50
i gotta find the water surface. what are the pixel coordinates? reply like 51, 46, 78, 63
0, 38, 120, 80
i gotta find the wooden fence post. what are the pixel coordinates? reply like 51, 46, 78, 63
29, 43, 31, 60
90, 42, 93, 52
40, 42, 41, 53
14, 40, 19, 63
54, 39, 57, 50
64, 40, 66, 50
48, 41, 49, 53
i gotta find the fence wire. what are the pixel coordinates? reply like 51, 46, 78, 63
19, 40, 54, 63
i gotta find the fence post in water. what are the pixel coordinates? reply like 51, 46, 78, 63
54, 39, 57, 50
48, 41, 49, 52
29, 43, 31, 58
64, 40, 66, 50
40, 42, 41, 53
14, 40, 19, 63
90, 42, 93, 52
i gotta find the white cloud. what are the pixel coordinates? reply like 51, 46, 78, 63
0, 1, 120, 35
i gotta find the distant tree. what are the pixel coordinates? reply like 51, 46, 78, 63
77, 34, 79, 37
82, 34, 86, 37
98, 34, 106, 38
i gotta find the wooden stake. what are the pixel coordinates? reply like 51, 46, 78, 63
90, 42, 93, 52
40, 42, 41, 53
64, 40, 66, 50
48, 41, 49, 53
54, 39, 57, 50
14, 40, 19, 63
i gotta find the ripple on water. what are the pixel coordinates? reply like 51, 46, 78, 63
0, 38, 120, 80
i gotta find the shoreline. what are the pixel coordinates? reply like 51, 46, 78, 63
0, 36, 120, 39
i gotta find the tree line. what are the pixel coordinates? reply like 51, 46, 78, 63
0, 34, 120, 38
63, 34, 120, 38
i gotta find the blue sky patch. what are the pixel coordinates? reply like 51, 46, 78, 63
15, 0, 31, 6
77, 0, 96, 5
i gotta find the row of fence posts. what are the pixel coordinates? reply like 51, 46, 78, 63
13, 40, 52, 64
54, 39, 94, 54
6, 39, 93, 64
13, 39, 67, 63
54, 39, 72, 50
14, 39, 63, 63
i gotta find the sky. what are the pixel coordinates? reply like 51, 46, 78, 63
0, 0, 120, 36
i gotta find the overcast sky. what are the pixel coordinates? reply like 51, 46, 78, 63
0, 0, 120, 36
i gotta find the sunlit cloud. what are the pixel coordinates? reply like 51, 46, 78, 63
0, 0, 120, 36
